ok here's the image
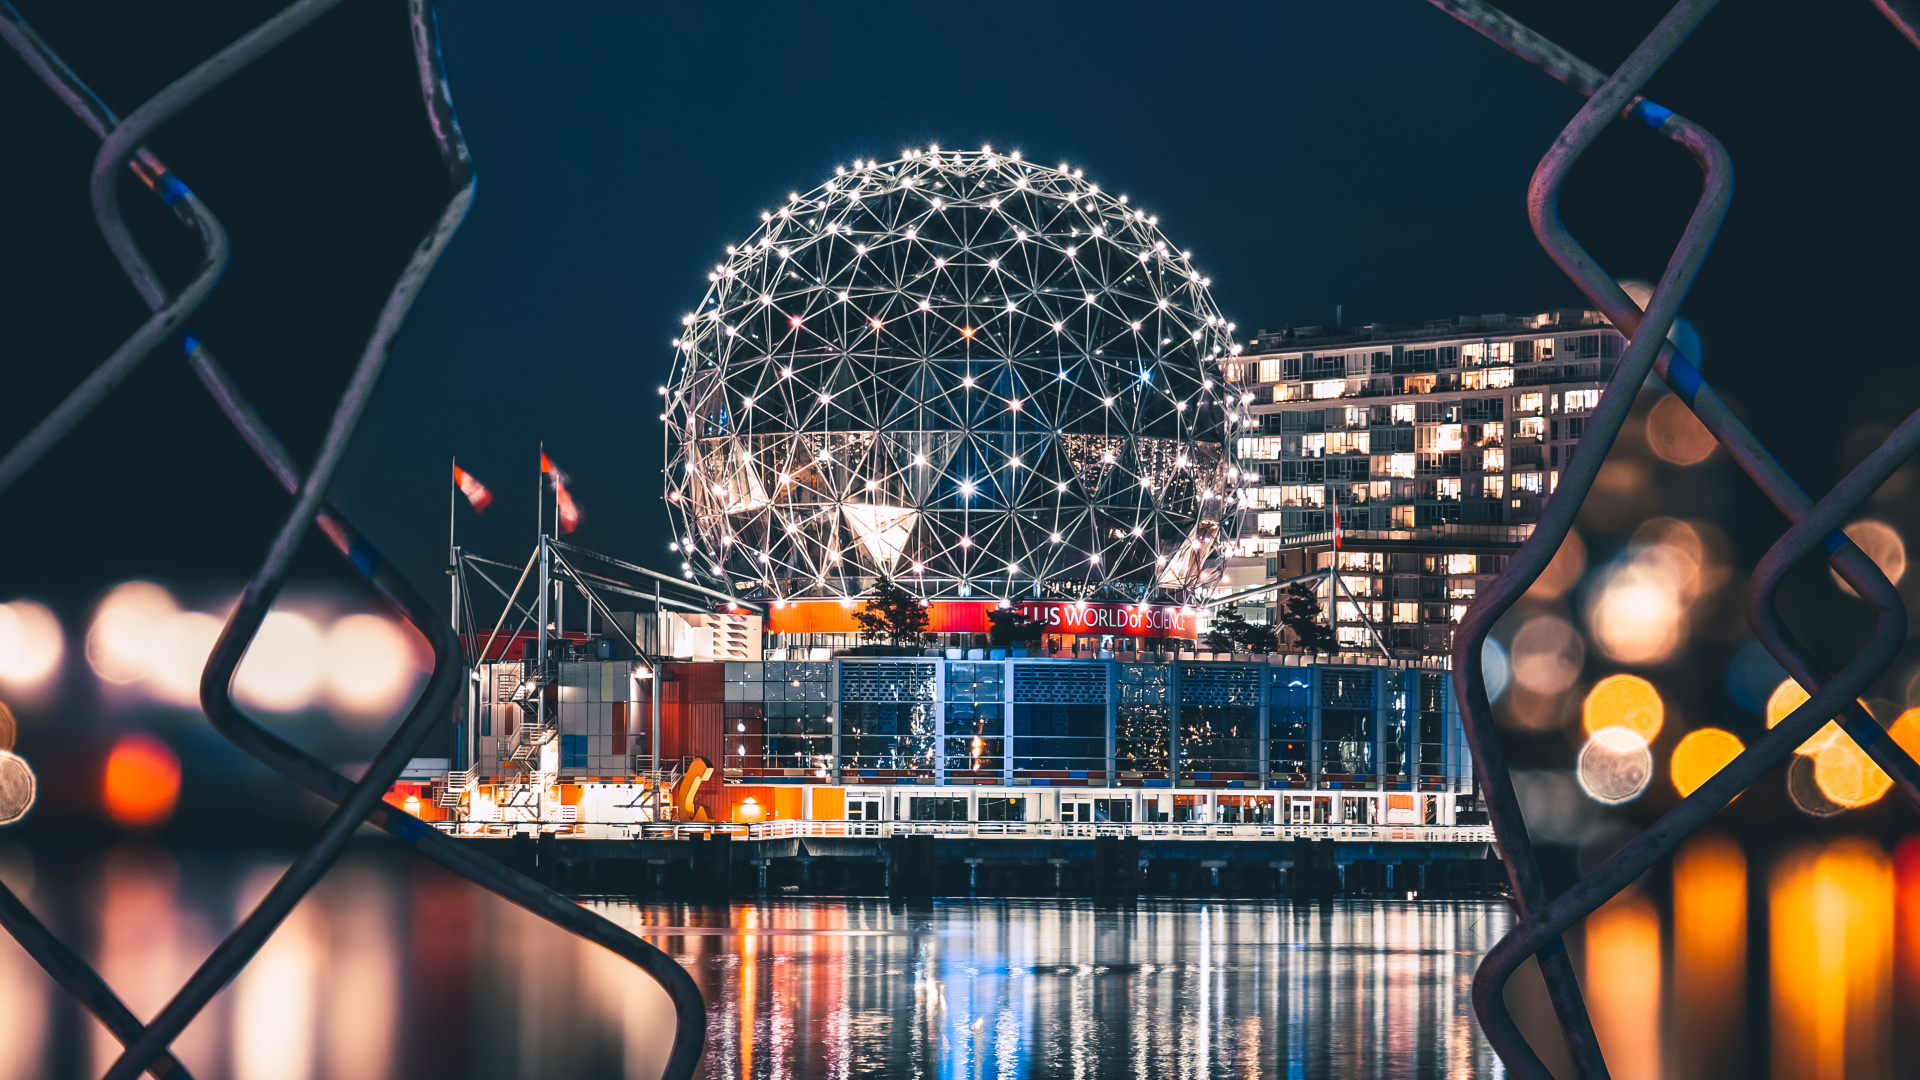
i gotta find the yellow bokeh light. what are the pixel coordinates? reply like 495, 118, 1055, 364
1811, 736, 1892, 809
1765, 678, 1845, 756
1672, 727, 1745, 797
1583, 674, 1664, 742
1888, 708, 1920, 759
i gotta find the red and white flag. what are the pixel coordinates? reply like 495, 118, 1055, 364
453, 465, 492, 512
541, 452, 580, 533
1330, 490, 1342, 551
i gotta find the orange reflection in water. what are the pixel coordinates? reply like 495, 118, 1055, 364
1895, 837, 1920, 1064
1771, 839, 1893, 1080
1673, 832, 1746, 1080
1584, 889, 1661, 1080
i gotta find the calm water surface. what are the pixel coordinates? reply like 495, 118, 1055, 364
592, 896, 1505, 1080
3, 835, 1915, 1078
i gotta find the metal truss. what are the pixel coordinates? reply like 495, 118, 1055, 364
1428, 1, 1920, 1077
0, 3, 704, 1077
662, 149, 1251, 605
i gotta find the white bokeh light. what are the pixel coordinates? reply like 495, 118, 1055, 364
148, 611, 224, 708
85, 582, 178, 685
0, 600, 64, 697
323, 615, 417, 725
234, 611, 324, 712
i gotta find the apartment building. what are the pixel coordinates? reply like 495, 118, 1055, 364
1222, 310, 1623, 659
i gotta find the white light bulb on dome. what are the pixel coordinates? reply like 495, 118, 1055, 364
1056, 481, 1068, 492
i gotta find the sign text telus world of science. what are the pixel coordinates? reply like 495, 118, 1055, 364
1011, 600, 1196, 639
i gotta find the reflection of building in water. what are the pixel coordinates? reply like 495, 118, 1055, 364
633, 899, 1510, 1078
1221, 311, 1622, 659
420, 652, 1474, 829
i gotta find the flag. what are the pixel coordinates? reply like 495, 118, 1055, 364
542, 452, 580, 533
453, 465, 492, 512
1330, 489, 1341, 551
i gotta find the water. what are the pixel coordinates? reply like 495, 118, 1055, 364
2, 834, 1916, 1078
590, 897, 1507, 1079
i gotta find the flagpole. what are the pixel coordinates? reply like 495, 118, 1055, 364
450, 455, 461, 771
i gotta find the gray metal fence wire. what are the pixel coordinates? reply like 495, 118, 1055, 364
0, 3, 706, 1077
1429, 2, 1920, 1077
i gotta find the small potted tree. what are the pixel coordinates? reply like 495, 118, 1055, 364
850, 577, 930, 655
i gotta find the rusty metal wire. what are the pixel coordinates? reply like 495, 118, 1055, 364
0, 3, 706, 1077
1429, 1, 1920, 1077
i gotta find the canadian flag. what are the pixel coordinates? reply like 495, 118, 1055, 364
453, 465, 492, 512
541, 452, 580, 533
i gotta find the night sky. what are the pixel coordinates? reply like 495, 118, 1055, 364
5, 0, 1919, 602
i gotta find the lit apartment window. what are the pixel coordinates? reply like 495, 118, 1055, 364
1482, 421, 1504, 444
1443, 553, 1476, 574
1326, 430, 1369, 454
1516, 392, 1544, 414
1433, 424, 1463, 452
1450, 604, 1471, 623
1392, 602, 1418, 624
1516, 417, 1546, 440
1513, 472, 1544, 494
1437, 477, 1461, 501
1385, 453, 1414, 478
1390, 402, 1416, 424
1484, 368, 1514, 388
1392, 505, 1415, 528
1483, 475, 1505, 498
1564, 389, 1600, 411
1258, 358, 1281, 383
1311, 380, 1344, 399
1344, 406, 1368, 428
1482, 448, 1505, 471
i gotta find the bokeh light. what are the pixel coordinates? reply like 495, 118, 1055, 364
324, 615, 418, 725
1583, 674, 1664, 742
102, 733, 181, 829
86, 581, 178, 684
148, 611, 223, 709
1527, 531, 1587, 601
1786, 754, 1846, 818
0, 599, 64, 697
0, 750, 35, 825
1481, 638, 1511, 703
1671, 727, 1744, 797
1586, 519, 1728, 666
1589, 562, 1686, 665
1765, 678, 1843, 756
234, 611, 324, 713
0, 701, 14, 752
1646, 394, 1716, 465
1510, 615, 1584, 695
1577, 726, 1653, 804
1810, 735, 1892, 810
1830, 519, 1906, 598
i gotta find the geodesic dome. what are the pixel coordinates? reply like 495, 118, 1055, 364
661, 146, 1248, 603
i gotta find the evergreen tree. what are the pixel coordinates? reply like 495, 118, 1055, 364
852, 577, 929, 647
1281, 581, 1337, 652
1204, 605, 1252, 652
1205, 604, 1280, 653
986, 606, 1043, 647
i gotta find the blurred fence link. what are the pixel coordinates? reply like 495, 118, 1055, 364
0, 2, 705, 1076
1428, 2, 1920, 1077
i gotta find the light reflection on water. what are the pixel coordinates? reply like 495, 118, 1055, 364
588, 897, 1508, 1079
0, 835, 1916, 1077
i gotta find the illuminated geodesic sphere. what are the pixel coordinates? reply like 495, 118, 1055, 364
662, 147, 1248, 602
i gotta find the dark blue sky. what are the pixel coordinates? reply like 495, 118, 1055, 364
6, 0, 1919, 599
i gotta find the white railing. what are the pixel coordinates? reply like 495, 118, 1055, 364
546, 820, 1497, 844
